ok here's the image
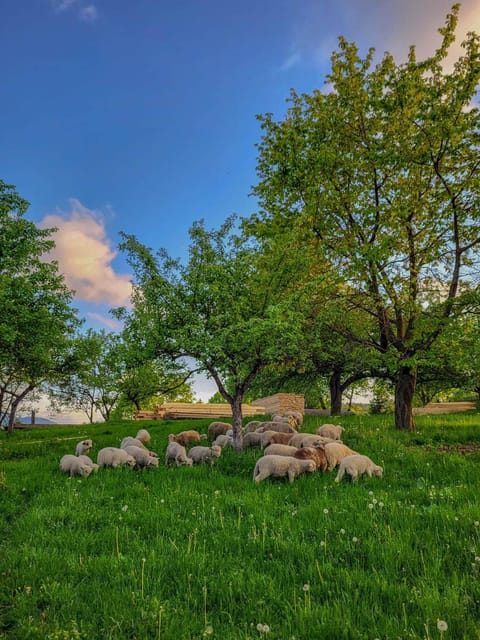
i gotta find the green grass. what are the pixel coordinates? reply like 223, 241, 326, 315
1, 414, 480, 639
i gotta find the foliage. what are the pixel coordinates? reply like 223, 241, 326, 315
1, 413, 480, 638
0, 180, 79, 431
251, 5, 480, 430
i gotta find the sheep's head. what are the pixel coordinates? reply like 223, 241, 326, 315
147, 457, 159, 468
168, 434, 176, 443
373, 465, 383, 477
305, 460, 316, 473
125, 456, 136, 468
79, 465, 93, 477
211, 446, 222, 458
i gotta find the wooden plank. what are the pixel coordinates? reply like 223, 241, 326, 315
134, 403, 266, 420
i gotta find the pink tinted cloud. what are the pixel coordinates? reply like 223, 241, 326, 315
40, 199, 132, 307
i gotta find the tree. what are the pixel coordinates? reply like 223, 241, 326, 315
0, 180, 79, 432
252, 5, 480, 430
118, 216, 314, 448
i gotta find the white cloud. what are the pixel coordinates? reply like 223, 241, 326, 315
51, 0, 98, 22
79, 5, 98, 21
85, 312, 123, 331
40, 199, 132, 307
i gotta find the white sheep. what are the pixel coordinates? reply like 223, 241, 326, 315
255, 421, 297, 434
120, 436, 158, 457
97, 447, 136, 469
316, 424, 344, 440
165, 442, 193, 467
242, 432, 263, 449
213, 434, 233, 448
75, 439, 93, 456
60, 454, 94, 477
77, 454, 99, 473
253, 455, 316, 483
289, 433, 333, 448
324, 443, 358, 471
208, 421, 232, 439
188, 445, 222, 465
135, 429, 151, 443
335, 454, 383, 482
244, 421, 263, 433
124, 445, 159, 469
260, 430, 280, 449
263, 443, 299, 457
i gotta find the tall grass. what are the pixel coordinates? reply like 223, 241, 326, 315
1, 414, 480, 639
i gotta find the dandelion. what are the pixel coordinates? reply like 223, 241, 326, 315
369, 491, 374, 496
437, 619, 448, 632
379, 502, 384, 508
368, 503, 374, 509
474, 521, 479, 527
257, 623, 264, 631
262, 625, 270, 633
372, 498, 378, 504
352, 536, 358, 543
303, 583, 310, 592
323, 508, 329, 514
121, 505, 128, 512
204, 625, 213, 635
320, 540, 325, 547
24, 586, 31, 594
475, 557, 480, 563
160, 499, 165, 504
339, 528, 346, 535
214, 490, 221, 496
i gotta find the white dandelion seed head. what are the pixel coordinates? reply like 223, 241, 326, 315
340, 528, 345, 535
323, 508, 329, 514
122, 505, 128, 512
372, 498, 378, 504
257, 623, 264, 631
379, 502, 384, 508
262, 624, 270, 633
474, 521, 479, 527
204, 625, 213, 635
352, 536, 358, 543
437, 619, 448, 632
368, 503, 374, 509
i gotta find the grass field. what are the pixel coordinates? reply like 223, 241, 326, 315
1, 413, 480, 639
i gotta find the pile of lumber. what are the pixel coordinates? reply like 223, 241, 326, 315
135, 402, 266, 420
251, 393, 305, 416
413, 401, 476, 415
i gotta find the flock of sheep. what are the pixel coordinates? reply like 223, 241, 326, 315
59, 413, 383, 485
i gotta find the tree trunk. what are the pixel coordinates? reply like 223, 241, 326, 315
394, 366, 416, 431
231, 394, 244, 452
329, 370, 343, 416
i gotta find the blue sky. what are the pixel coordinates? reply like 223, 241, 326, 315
2, 0, 479, 401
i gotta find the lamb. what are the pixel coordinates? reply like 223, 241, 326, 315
263, 443, 299, 457
293, 446, 327, 471
188, 445, 222, 465
97, 447, 136, 469
208, 421, 231, 440
255, 421, 297, 434
120, 436, 158, 457
75, 439, 93, 456
253, 455, 316, 483
324, 442, 359, 471
289, 433, 332, 448
260, 430, 281, 449
168, 430, 202, 447
165, 442, 193, 467
135, 429, 151, 443
77, 455, 99, 473
316, 424, 344, 440
269, 432, 296, 446
213, 434, 233, 448
60, 454, 94, 477
242, 432, 263, 449
335, 454, 383, 482
124, 445, 159, 469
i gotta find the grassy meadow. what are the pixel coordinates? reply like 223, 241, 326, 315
1, 412, 480, 639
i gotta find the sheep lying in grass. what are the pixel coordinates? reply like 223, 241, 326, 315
293, 446, 327, 471
168, 430, 202, 447
316, 424, 344, 440
208, 422, 231, 440
124, 445, 159, 469
335, 454, 383, 482
97, 447, 136, 469
77, 455, 99, 473
75, 439, 93, 456
60, 455, 94, 477
264, 443, 299, 457
165, 442, 193, 467
253, 455, 316, 483
120, 436, 158, 457
188, 445, 222, 465
242, 432, 263, 449
213, 434, 233, 448
324, 443, 359, 471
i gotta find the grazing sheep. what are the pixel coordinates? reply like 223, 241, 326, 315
165, 442, 193, 467
260, 430, 280, 449
188, 445, 222, 465
272, 415, 297, 427
242, 432, 263, 449
75, 439, 93, 457
168, 430, 202, 447
244, 421, 263, 433
60, 454, 94, 477
213, 434, 233, 448
324, 443, 359, 471
124, 445, 159, 469
97, 447, 136, 469
293, 446, 327, 471
316, 424, 344, 440
255, 421, 297, 434
288, 411, 304, 427
77, 455, 99, 473
135, 429, 151, 443
253, 455, 316, 483
263, 443, 299, 457
269, 432, 296, 446
208, 421, 231, 440
289, 433, 333, 448
335, 454, 383, 482
120, 436, 158, 457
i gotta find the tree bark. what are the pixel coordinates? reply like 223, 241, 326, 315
231, 394, 244, 452
394, 366, 416, 431
329, 370, 343, 416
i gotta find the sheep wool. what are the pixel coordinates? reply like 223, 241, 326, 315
207, 421, 231, 440
135, 429, 151, 443
324, 443, 359, 471
60, 455, 94, 477
165, 442, 193, 466
97, 447, 136, 469
253, 455, 316, 483
188, 445, 222, 465
293, 446, 327, 472
168, 430, 202, 447
316, 424, 344, 440
77, 455, 99, 473
124, 445, 159, 469
335, 454, 383, 482
263, 443, 299, 457
75, 439, 93, 457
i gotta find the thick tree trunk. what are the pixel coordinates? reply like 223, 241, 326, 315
231, 394, 244, 452
394, 366, 416, 431
329, 370, 343, 416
